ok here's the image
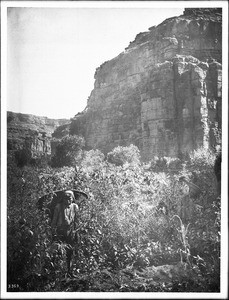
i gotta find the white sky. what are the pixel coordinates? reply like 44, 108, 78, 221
7, 4, 184, 119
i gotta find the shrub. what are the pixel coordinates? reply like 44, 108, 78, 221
14, 148, 32, 168
185, 147, 217, 206
149, 156, 182, 173
51, 135, 85, 168
107, 144, 141, 167
81, 149, 105, 173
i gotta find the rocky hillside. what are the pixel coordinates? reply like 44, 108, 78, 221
67, 8, 222, 160
7, 111, 69, 158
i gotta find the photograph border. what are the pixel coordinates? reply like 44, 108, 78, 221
1, 1, 228, 299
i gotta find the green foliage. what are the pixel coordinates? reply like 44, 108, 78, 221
189, 147, 215, 169
7, 145, 220, 292
14, 147, 32, 168
149, 156, 182, 173
51, 135, 85, 168
185, 147, 217, 206
81, 149, 105, 173
107, 144, 141, 166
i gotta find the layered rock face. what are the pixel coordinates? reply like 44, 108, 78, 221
7, 112, 69, 158
69, 8, 222, 160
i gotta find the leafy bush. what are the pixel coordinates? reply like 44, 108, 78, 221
81, 149, 105, 173
51, 135, 85, 168
149, 156, 182, 173
107, 144, 141, 167
14, 147, 32, 168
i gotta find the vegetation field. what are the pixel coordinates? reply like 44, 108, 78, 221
7, 138, 221, 293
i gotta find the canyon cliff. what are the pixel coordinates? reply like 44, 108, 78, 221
7, 8, 222, 162
68, 8, 222, 160
7, 111, 69, 158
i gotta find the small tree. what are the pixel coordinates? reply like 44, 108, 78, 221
107, 144, 141, 166
51, 135, 85, 167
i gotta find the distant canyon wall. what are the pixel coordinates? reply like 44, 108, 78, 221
69, 8, 222, 160
7, 112, 69, 158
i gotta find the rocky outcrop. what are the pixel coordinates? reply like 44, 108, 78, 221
7, 111, 69, 158
69, 8, 222, 160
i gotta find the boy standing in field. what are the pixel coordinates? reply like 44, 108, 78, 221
51, 190, 79, 277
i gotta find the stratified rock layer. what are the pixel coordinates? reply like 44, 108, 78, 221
7, 112, 69, 158
69, 8, 222, 160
